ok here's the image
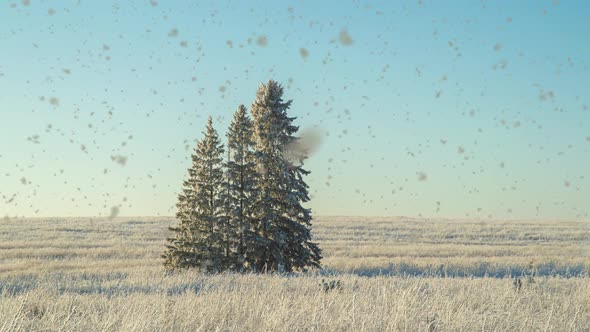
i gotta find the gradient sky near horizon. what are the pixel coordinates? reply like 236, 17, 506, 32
0, 0, 589, 220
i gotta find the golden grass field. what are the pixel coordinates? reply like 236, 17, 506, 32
1, 216, 589, 331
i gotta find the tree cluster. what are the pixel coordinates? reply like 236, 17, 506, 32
163, 80, 322, 273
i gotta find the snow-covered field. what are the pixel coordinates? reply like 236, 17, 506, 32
1, 216, 589, 331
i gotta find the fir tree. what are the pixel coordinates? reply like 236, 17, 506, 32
223, 105, 259, 271
163, 116, 227, 271
250, 80, 322, 272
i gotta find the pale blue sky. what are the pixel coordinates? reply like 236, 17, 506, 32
1, 0, 589, 220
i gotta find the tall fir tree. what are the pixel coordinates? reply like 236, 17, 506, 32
163, 116, 228, 271
250, 80, 322, 272
223, 105, 259, 271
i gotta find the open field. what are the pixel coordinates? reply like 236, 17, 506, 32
1, 216, 589, 331
1, 216, 588, 278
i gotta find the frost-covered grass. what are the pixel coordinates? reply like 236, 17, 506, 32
0, 216, 589, 331
2, 272, 590, 331
1, 216, 587, 277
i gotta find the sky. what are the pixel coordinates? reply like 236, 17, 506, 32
0, 0, 589, 220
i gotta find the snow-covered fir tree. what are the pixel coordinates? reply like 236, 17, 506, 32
163, 81, 322, 273
223, 105, 259, 271
163, 116, 228, 271
250, 80, 322, 272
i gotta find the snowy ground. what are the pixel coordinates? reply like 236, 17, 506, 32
1, 216, 589, 331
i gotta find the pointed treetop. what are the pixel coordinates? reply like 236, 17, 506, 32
229, 105, 251, 133
227, 105, 254, 153
204, 116, 222, 142
253, 80, 291, 111
206, 115, 214, 130
236, 104, 247, 116
230, 105, 249, 125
